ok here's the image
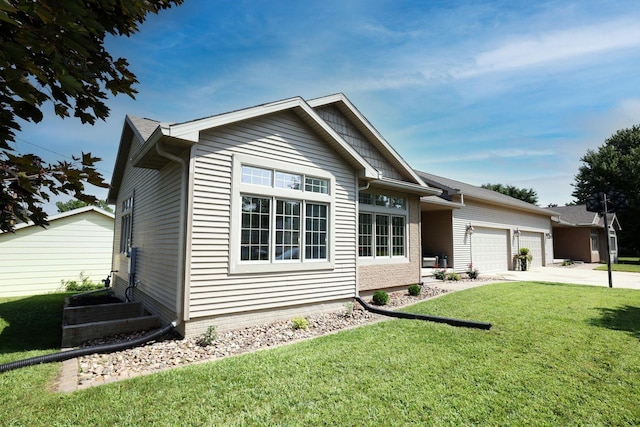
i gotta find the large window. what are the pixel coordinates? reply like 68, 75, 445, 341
237, 164, 330, 265
359, 192, 407, 259
119, 195, 134, 254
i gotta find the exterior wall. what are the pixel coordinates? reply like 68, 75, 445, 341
111, 133, 183, 321
186, 111, 358, 332
314, 105, 405, 181
552, 227, 594, 262
421, 210, 453, 263
0, 210, 113, 297
358, 194, 422, 291
451, 200, 553, 272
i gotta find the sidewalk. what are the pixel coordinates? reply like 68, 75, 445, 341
426, 264, 640, 291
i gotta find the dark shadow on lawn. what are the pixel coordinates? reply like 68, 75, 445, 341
588, 305, 640, 339
0, 293, 67, 354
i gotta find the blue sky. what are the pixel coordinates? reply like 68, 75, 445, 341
13, 0, 640, 212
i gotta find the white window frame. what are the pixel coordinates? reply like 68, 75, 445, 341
119, 194, 134, 255
230, 154, 335, 274
358, 191, 409, 264
609, 229, 617, 252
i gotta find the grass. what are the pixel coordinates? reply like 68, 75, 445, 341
595, 263, 640, 272
1, 283, 640, 425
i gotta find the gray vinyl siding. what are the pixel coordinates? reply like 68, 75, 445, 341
188, 111, 357, 319
112, 134, 182, 317
314, 105, 404, 180
451, 200, 553, 272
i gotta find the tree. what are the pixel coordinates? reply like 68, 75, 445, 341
56, 198, 113, 213
572, 125, 640, 255
0, 0, 182, 232
481, 183, 539, 205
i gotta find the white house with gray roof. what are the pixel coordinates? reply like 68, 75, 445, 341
417, 171, 556, 273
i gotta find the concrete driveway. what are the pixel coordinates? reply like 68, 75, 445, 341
486, 263, 640, 290
426, 263, 640, 292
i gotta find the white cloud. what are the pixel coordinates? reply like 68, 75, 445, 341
457, 20, 640, 78
417, 148, 556, 164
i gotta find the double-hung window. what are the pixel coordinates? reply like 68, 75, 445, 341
119, 195, 134, 254
232, 155, 333, 273
358, 192, 407, 259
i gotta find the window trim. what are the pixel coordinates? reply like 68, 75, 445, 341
119, 193, 134, 255
230, 154, 335, 274
358, 191, 409, 264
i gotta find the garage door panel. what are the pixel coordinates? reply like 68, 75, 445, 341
519, 231, 543, 267
473, 228, 509, 273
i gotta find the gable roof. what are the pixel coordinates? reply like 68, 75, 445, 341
109, 94, 441, 202
549, 205, 621, 229
11, 206, 114, 232
415, 170, 556, 217
307, 93, 428, 187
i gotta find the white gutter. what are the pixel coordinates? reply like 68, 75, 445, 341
368, 176, 442, 197
155, 140, 188, 323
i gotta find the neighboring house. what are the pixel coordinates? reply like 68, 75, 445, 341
416, 171, 556, 273
107, 93, 441, 338
0, 206, 114, 297
548, 205, 621, 263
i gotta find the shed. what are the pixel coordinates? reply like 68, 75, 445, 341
0, 206, 114, 297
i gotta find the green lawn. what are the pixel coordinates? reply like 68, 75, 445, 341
1, 283, 640, 426
595, 263, 640, 272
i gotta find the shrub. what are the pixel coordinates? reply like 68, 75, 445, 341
196, 325, 217, 347
372, 291, 389, 306
433, 269, 447, 280
408, 284, 421, 296
466, 264, 480, 280
343, 301, 355, 317
61, 272, 103, 292
447, 272, 461, 281
291, 317, 309, 330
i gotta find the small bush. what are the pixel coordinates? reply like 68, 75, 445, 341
466, 264, 480, 280
291, 317, 309, 330
196, 325, 217, 347
433, 269, 447, 280
372, 291, 389, 306
408, 284, 421, 296
447, 272, 461, 281
61, 272, 104, 292
343, 301, 355, 317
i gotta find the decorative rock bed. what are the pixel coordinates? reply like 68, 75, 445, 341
75, 286, 450, 389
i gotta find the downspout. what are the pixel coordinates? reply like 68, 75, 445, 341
155, 140, 188, 324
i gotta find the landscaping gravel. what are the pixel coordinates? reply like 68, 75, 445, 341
76, 285, 450, 389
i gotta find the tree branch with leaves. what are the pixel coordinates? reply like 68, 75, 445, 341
0, 0, 182, 232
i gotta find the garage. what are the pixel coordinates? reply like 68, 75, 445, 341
518, 231, 544, 268
472, 227, 509, 273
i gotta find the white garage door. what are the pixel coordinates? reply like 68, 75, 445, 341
518, 231, 544, 268
472, 227, 509, 273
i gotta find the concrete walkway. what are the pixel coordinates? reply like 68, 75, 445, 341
427, 263, 640, 291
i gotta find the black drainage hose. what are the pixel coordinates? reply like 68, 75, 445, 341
356, 297, 491, 330
0, 321, 177, 374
